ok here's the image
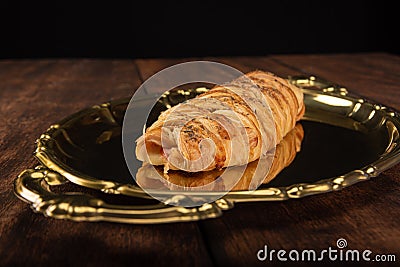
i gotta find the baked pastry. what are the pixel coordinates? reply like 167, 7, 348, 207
136, 70, 305, 172
136, 123, 304, 191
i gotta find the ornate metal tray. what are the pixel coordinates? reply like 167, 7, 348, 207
14, 76, 400, 224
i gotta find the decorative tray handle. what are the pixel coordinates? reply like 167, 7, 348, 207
14, 166, 233, 224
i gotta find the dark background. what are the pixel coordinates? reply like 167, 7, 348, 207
0, 1, 398, 59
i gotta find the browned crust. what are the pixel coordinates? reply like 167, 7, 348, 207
138, 71, 305, 171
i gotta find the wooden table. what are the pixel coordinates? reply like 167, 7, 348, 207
1, 53, 399, 266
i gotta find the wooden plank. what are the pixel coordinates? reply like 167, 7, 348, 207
0, 59, 212, 267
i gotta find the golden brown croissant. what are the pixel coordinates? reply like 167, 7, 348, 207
136, 70, 305, 172
136, 123, 304, 191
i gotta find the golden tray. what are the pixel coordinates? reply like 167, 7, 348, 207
14, 76, 400, 224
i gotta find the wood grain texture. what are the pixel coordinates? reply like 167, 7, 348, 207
0, 59, 212, 267
0, 54, 399, 267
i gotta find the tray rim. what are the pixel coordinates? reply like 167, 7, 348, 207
13, 75, 400, 223
34, 75, 400, 200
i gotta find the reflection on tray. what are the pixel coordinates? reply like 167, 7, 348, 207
136, 124, 304, 191
14, 75, 400, 224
